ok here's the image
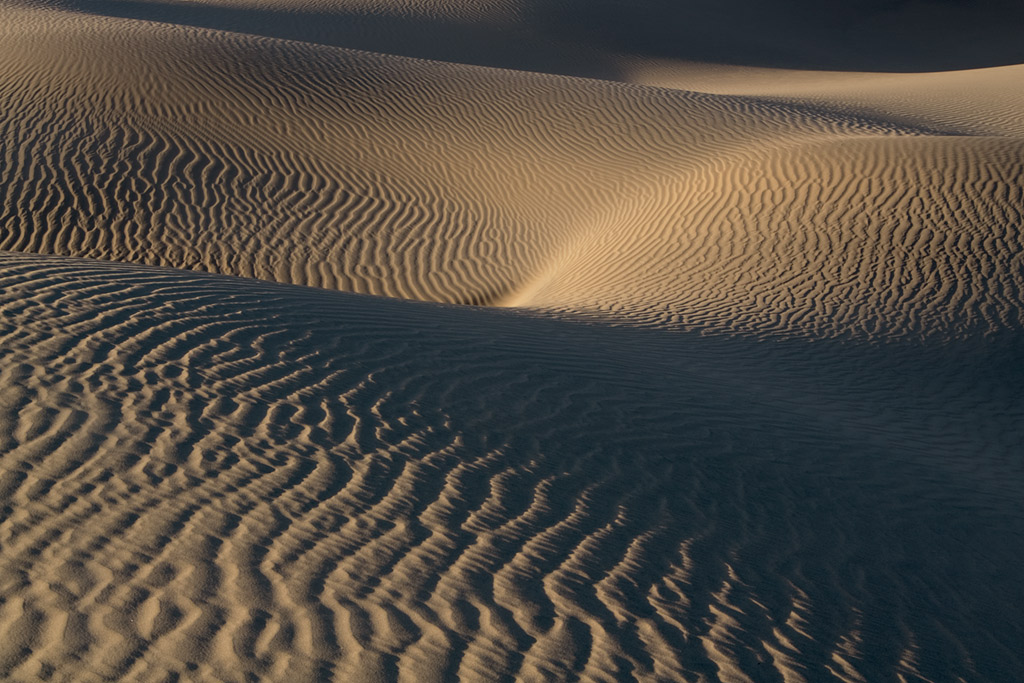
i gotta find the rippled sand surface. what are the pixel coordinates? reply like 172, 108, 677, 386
2, 2, 1023, 681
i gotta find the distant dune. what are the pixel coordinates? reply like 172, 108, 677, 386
1, 1, 1023, 681
39, 0, 1024, 74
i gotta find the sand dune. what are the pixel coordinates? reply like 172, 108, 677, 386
1, 253, 1022, 682
4, 6, 1022, 338
2, 1, 1024, 681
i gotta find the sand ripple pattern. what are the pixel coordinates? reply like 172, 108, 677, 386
530, 135, 1024, 340
2, 4, 1024, 682
8, 5, 1015, 339
1, 254, 1023, 681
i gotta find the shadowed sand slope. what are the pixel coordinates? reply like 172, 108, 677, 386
43, 0, 1024, 74
2, 2, 1024, 682
1, 254, 1022, 682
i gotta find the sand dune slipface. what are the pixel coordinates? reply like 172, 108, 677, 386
2, 2, 1024, 682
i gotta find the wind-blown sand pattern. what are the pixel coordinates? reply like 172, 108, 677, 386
1, 2, 1023, 682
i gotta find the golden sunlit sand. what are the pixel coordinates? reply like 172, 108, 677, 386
1, 1, 1023, 681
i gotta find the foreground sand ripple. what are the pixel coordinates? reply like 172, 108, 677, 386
1, 254, 1022, 681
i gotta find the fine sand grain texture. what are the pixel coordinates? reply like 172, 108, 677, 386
1, 1, 1023, 682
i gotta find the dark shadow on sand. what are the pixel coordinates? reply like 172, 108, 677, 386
55, 0, 1024, 75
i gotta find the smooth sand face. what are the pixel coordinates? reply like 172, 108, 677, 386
1, 2, 1023, 682
36, 0, 1024, 74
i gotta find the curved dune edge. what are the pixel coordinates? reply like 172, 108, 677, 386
1, 253, 1022, 682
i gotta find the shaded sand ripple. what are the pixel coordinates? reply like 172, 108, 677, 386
0, 254, 1022, 681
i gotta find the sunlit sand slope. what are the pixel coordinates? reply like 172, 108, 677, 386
0, 7, 878, 311
3, 7, 1022, 341
629, 62, 1024, 137
1, 254, 1022, 682
528, 135, 1024, 339
0, 5, 780, 307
